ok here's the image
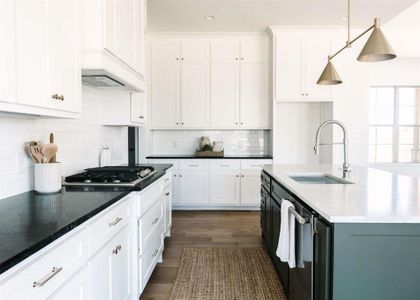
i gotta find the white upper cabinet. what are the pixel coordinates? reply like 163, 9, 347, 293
0, 0, 81, 117
150, 63, 180, 128
180, 64, 210, 128
273, 30, 332, 101
101, 91, 147, 126
81, 0, 145, 91
0, 0, 16, 104
240, 63, 270, 128
149, 36, 271, 130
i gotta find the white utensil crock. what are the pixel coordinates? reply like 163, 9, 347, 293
34, 163, 62, 194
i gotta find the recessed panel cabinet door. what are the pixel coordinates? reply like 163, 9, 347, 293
48, 268, 90, 300
180, 64, 210, 128
210, 171, 240, 205
304, 37, 332, 100
181, 41, 210, 63
240, 63, 269, 128
110, 227, 131, 300
240, 171, 261, 205
116, 0, 137, 69
15, 0, 49, 108
210, 64, 239, 127
150, 64, 180, 128
178, 171, 209, 204
48, 0, 81, 113
0, 0, 16, 104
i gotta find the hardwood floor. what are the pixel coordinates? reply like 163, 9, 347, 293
140, 210, 265, 300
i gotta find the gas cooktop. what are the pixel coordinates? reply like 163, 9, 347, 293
64, 166, 156, 187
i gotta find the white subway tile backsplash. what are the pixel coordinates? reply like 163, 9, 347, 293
0, 86, 128, 199
150, 130, 271, 155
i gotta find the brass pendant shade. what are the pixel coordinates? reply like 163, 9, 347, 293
316, 1, 397, 85
317, 59, 343, 85
357, 18, 396, 62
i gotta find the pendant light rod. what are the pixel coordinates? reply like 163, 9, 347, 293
330, 23, 375, 60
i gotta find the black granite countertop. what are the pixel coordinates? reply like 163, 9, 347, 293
0, 163, 172, 275
146, 155, 273, 159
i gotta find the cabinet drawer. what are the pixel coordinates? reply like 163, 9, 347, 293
137, 180, 163, 217
161, 171, 172, 189
0, 229, 87, 300
179, 160, 209, 170
139, 198, 163, 254
140, 221, 164, 291
210, 160, 240, 170
88, 197, 131, 256
241, 159, 272, 170
261, 172, 271, 192
271, 180, 294, 202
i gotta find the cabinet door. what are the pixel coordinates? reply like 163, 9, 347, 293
130, 92, 146, 125
304, 38, 332, 100
240, 63, 269, 128
240, 171, 261, 205
240, 38, 269, 63
181, 41, 210, 63
0, 0, 16, 103
172, 174, 181, 205
48, 268, 90, 300
89, 226, 131, 300
15, 0, 49, 108
313, 218, 332, 300
48, 0, 81, 113
104, 0, 117, 55
136, 0, 145, 74
274, 34, 305, 100
164, 185, 172, 236
150, 64, 180, 128
209, 171, 240, 205
180, 64, 210, 128
116, 0, 137, 69
110, 227, 131, 300
150, 40, 180, 64
178, 171, 209, 204
210, 64, 239, 127
211, 39, 239, 63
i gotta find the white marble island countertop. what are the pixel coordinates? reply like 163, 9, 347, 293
263, 164, 420, 223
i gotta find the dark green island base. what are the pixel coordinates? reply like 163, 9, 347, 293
261, 170, 420, 300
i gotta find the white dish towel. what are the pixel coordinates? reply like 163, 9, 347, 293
276, 199, 296, 268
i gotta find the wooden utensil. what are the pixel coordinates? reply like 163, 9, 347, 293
49, 133, 56, 163
24, 142, 37, 163
41, 143, 58, 163
30, 145, 44, 164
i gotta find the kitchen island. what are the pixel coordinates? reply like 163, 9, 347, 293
261, 164, 420, 300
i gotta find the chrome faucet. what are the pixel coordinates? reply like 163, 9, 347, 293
314, 120, 351, 174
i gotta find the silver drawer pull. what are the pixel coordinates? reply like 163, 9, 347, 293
109, 217, 123, 227
152, 217, 159, 225
164, 178, 170, 182
152, 249, 159, 258
220, 165, 230, 167
112, 245, 122, 255
33, 267, 63, 288
188, 164, 199, 167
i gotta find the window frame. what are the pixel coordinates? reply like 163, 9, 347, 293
370, 85, 420, 163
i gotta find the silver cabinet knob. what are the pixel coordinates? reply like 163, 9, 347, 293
112, 245, 122, 255
241, 57, 244, 60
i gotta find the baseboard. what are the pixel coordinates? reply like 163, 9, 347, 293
172, 206, 260, 211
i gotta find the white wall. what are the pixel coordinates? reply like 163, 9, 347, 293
149, 130, 271, 156
0, 86, 128, 199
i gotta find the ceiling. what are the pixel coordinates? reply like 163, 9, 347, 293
147, 0, 419, 32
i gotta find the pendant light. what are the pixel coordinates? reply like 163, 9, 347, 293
317, 0, 396, 85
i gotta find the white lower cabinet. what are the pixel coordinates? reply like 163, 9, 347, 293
48, 268, 90, 300
240, 171, 262, 205
210, 170, 240, 205
0, 170, 173, 300
178, 170, 209, 204
88, 225, 132, 300
148, 159, 272, 208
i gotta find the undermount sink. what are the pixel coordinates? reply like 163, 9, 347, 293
288, 173, 353, 185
